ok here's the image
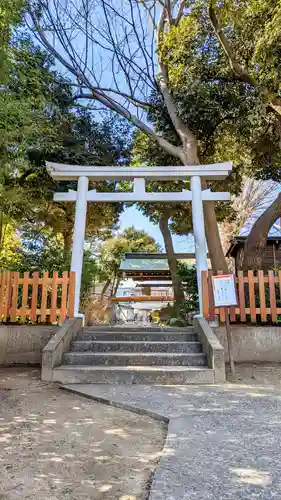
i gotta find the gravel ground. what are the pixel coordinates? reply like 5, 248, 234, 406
227, 362, 281, 386
0, 368, 166, 500
1, 363, 281, 500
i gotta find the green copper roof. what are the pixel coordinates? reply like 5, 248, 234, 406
120, 253, 195, 273
120, 258, 170, 272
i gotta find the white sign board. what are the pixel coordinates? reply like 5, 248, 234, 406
212, 274, 237, 307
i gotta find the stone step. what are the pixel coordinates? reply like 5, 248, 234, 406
62, 352, 207, 366
82, 326, 195, 333
53, 365, 215, 384
71, 340, 202, 353
77, 331, 198, 342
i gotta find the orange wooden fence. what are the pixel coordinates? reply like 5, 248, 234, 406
202, 270, 281, 324
0, 271, 75, 324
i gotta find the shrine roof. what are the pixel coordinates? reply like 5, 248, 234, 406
119, 253, 195, 278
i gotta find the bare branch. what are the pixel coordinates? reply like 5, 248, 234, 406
27, 0, 195, 162
175, 0, 185, 26
75, 90, 151, 109
139, 0, 157, 30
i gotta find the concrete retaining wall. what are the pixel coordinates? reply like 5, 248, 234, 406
194, 318, 226, 382
42, 318, 82, 381
215, 324, 281, 363
0, 325, 59, 365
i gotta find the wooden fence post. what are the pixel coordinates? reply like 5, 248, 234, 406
237, 271, 246, 322
3, 272, 12, 322
202, 270, 209, 318
68, 272, 76, 318
268, 270, 277, 323
20, 271, 29, 323
258, 270, 267, 322
11, 272, 19, 322
51, 271, 58, 324
248, 270, 256, 323
31, 272, 39, 323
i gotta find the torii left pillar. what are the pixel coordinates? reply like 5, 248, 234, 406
71, 176, 89, 315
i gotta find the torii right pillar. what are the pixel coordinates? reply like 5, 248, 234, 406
191, 175, 209, 317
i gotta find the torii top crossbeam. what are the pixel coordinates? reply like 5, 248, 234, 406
47, 161, 233, 317
47, 161, 232, 181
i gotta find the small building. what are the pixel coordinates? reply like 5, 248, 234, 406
115, 252, 196, 321
119, 252, 196, 283
226, 235, 281, 272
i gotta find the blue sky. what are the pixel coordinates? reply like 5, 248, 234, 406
119, 206, 195, 252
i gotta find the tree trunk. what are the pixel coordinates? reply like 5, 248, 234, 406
110, 273, 120, 297
62, 221, 73, 263
159, 211, 185, 306
63, 232, 72, 260
101, 279, 111, 299
181, 148, 228, 273
242, 193, 281, 271
113, 277, 120, 296
199, 177, 229, 273
204, 202, 229, 272
61, 204, 74, 262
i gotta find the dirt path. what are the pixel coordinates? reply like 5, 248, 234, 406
0, 368, 166, 500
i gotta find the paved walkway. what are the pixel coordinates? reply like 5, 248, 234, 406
63, 383, 281, 499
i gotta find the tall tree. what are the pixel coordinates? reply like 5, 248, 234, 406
26, 0, 239, 273
130, 2, 281, 273
1, 36, 132, 263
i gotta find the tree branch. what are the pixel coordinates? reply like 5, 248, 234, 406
74, 89, 151, 109
175, 0, 185, 26
209, 3, 281, 119
208, 3, 255, 85
156, 4, 198, 162
242, 192, 281, 270
27, 0, 196, 163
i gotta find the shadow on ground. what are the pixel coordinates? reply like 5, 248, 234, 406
0, 367, 166, 500
64, 364, 281, 500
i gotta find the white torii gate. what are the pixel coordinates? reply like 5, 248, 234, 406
47, 162, 233, 317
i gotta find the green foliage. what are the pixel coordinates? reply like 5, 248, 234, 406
211, 0, 281, 93
0, 34, 134, 276
132, 0, 281, 236
178, 263, 199, 314
16, 228, 67, 274
0, 0, 26, 80
158, 264, 199, 325
97, 226, 161, 286
168, 317, 185, 327
0, 220, 21, 270
1, 36, 131, 241
2, 224, 98, 300
80, 251, 98, 300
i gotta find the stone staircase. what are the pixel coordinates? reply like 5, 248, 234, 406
52, 325, 216, 384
